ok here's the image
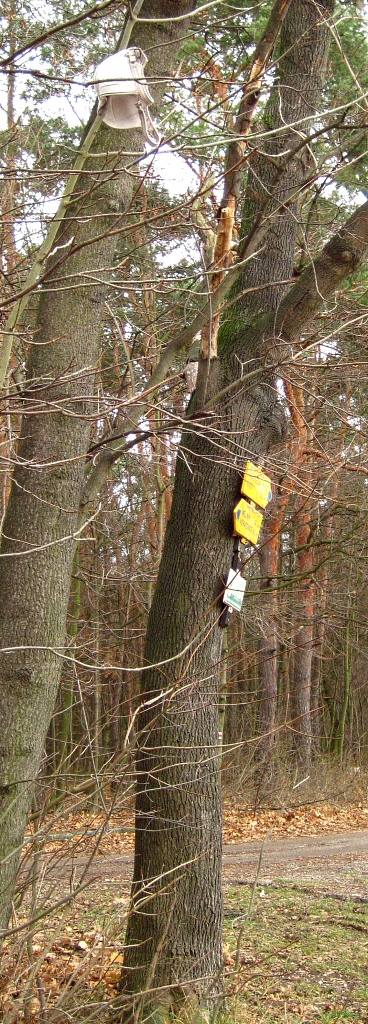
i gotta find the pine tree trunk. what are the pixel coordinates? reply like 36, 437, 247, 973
310, 495, 336, 745
256, 499, 286, 775
291, 458, 314, 769
292, 574, 314, 768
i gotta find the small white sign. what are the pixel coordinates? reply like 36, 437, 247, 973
223, 568, 246, 612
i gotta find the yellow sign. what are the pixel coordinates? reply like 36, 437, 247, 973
241, 461, 272, 509
233, 499, 263, 545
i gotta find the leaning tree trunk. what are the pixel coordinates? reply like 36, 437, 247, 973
0, 0, 196, 939
120, 3, 336, 1017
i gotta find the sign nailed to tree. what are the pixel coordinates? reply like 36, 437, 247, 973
241, 461, 272, 509
223, 568, 247, 611
233, 498, 264, 545
220, 461, 273, 625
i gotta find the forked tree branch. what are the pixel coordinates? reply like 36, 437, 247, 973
80, 198, 368, 516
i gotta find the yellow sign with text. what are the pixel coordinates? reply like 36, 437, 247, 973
241, 461, 272, 509
233, 499, 263, 545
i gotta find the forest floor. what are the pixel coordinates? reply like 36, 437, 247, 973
1, 795, 368, 1023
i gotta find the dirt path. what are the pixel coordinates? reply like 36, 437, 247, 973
222, 828, 368, 892
49, 830, 368, 895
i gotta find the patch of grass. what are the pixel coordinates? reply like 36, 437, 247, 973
2, 868, 367, 1023
219, 881, 368, 1023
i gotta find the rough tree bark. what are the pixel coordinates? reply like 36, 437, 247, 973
119, 2, 342, 1018
0, 0, 196, 938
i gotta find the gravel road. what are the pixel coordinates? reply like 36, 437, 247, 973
222, 829, 368, 892
49, 830, 368, 895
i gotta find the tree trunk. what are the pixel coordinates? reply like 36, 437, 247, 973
0, 0, 197, 938
310, 497, 336, 745
256, 525, 279, 765
120, 2, 336, 1015
284, 382, 315, 770
336, 610, 351, 762
120, 399, 227, 1015
109, 673, 124, 763
256, 492, 287, 775
292, 529, 314, 769
57, 551, 81, 794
